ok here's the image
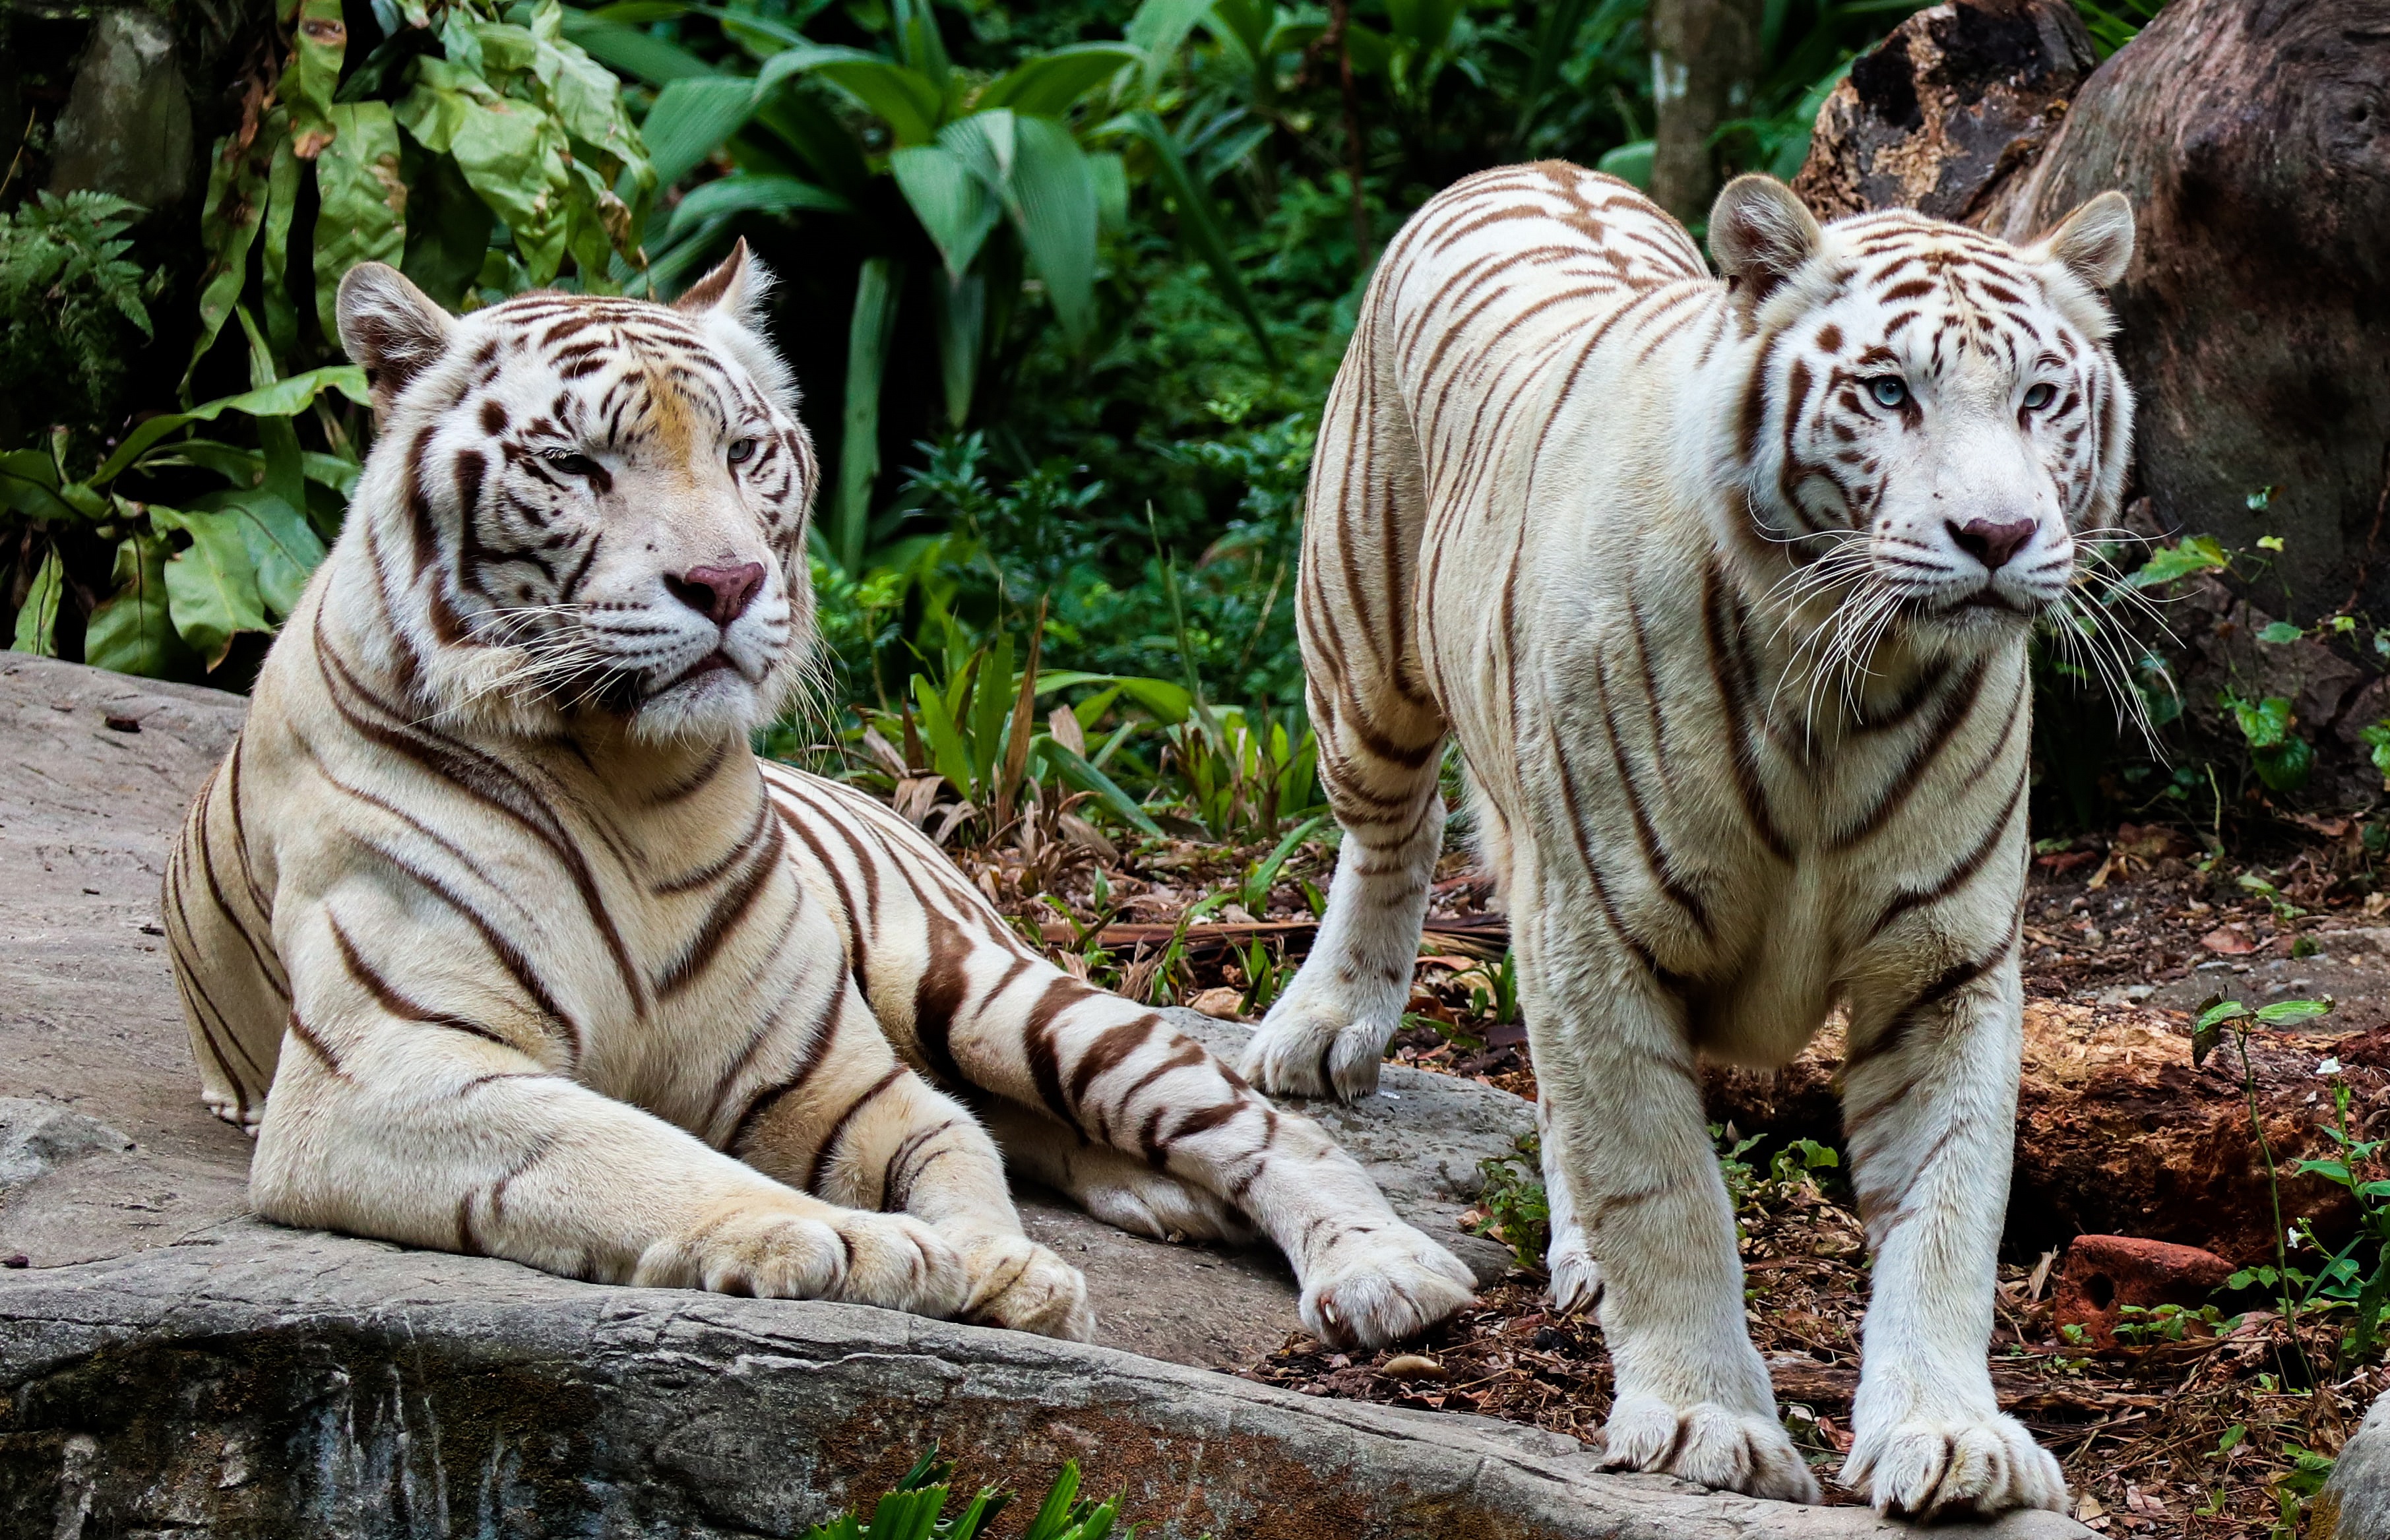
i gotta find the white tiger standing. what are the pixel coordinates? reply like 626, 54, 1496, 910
1240, 164, 2135, 1514
164, 246, 1474, 1352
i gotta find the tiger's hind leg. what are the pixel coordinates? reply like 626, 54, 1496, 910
1537, 1093, 1603, 1314
984, 1101, 1257, 1246
1239, 316, 1449, 1102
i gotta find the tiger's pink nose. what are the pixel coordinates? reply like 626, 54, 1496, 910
666, 562, 767, 625
1949, 517, 2036, 572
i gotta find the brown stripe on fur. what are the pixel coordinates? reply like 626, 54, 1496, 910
1826, 656, 1988, 853
654, 816, 787, 997
330, 913, 522, 1049
804, 1064, 908, 1194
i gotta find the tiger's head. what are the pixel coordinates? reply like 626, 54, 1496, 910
332, 243, 817, 743
1706, 175, 2135, 651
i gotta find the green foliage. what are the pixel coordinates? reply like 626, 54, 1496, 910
802, 1450, 1128, 1540
0, 191, 160, 421
1472, 1131, 1552, 1273
2224, 693, 2312, 794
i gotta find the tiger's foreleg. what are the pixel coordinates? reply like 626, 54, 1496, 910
255, 899, 969, 1317
1536, 1092, 1602, 1313
761, 1030, 1094, 1341
1521, 906, 1821, 1504
1838, 950, 2067, 1517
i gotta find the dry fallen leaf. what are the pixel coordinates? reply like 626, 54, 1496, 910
2201, 926, 2257, 955
1187, 986, 1247, 1021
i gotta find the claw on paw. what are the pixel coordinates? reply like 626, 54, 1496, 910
1842, 1415, 2067, 1518
1598, 1394, 1823, 1504
1238, 1006, 1392, 1101
1299, 1225, 1478, 1349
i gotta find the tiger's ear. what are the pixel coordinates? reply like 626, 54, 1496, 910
676, 238, 774, 330
1709, 175, 1823, 318
336, 263, 454, 412
2030, 190, 2135, 290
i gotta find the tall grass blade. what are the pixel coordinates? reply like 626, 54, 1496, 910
835, 257, 902, 572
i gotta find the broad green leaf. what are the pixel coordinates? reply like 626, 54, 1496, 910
9, 550, 64, 658
226, 491, 330, 618
976, 44, 1139, 117
1598, 139, 1654, 190
290, 0, 349, 140
1385, 0, 1464, 50
889, 142, 999, 281
1125, 0, 1212, 93
561, 14, 717, 84
1090, 150, 1127, 234
152, 507, 270, 669
313, 103, 408, 342
1342, 20, 1393, 74
1039, 739, 1164, 836
887, 0, 951, 93
185, 133, 272, 389
1004, 115, 1098, 345
664, 173, 850, 243
2129, 534, 2230, 588
94, 368, 371, 486
2253, 998, 2332, 1025
643, 75, 762, 187
1121, 111, 1274, 366
84, 533, 189, 678
931, 268, 984, 428
757, 48, 941, 146
911, 671, 974, 798
833, 257, 901, 573
261, 123, 302, 367
2257, 621, 2303, 644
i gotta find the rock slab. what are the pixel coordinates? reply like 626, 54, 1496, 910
2318, 1390, 2390, 1540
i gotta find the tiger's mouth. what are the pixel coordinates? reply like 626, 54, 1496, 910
652, 650, 749, 695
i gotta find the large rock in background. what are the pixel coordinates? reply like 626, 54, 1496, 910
1, 655, 2070, 1537
1798, 0, 2390, 631
1983, 0, 2390, 625
1792, 0, 2096, 224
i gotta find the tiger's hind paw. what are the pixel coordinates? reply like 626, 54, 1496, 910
1081, 1167, 1257, 1246
1300, 1223, 1476, 1349
1546, 1230, 1602, 1314
1599, 1394, 1823, 1504
1239, 999, 1393, 1102
1842, 1412, 2067, 1518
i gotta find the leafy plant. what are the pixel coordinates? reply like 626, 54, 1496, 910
4, 358, 365, 671
0, 191, 160, 420
2290, 1068, 2390, 1357
802, 1449, 1127, 1540
1472, 1130, 1552, 1273
2223, 693, 2312, 794
190, 0, 653, 389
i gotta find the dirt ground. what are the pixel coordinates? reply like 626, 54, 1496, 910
969, 816, 2390, 1535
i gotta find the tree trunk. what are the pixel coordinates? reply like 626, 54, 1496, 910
1978, 0, 2390, 625
1790, 0, 2096, 225
1647, 0, 1765, 227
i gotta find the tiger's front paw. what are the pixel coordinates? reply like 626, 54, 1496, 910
1300, 1223, 1476, 1349
1599, 1394, 1823, 1504
633, 1202, 968, 1319
1842, 1411, 2067, 1518
949, 1228, 1093, 1341
1240, 997, 1393, 1101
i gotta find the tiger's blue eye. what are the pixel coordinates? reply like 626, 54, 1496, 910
727, 439, 757, 465
2023, 383, 2057, 411
542, 448, 602, 477
1868, 377, 1909, 409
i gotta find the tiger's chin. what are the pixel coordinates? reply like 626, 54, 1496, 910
1899, 590, 2049, 650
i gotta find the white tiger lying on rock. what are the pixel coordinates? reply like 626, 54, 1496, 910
162, 245, 1474, 1351
1240, 164, 2135, 1516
